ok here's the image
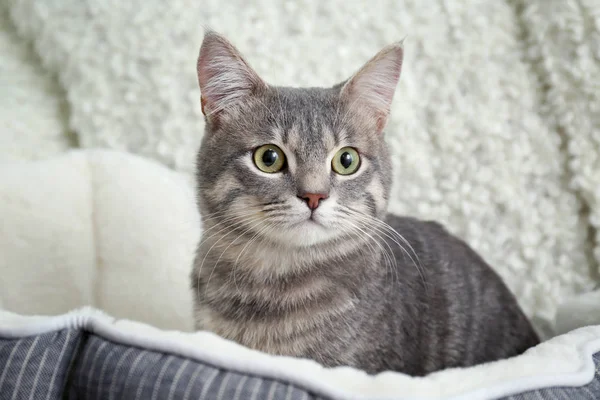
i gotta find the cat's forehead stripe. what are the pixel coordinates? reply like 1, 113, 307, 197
271, 126, 284, 143
280, 120, 338, 155
336, 127, 349, 146
282, 122, 300, 148
321, 124, 336, 150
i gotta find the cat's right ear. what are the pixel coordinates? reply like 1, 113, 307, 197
197, 30, 267, 122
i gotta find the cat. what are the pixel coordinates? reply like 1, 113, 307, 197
191, 30, 540, 376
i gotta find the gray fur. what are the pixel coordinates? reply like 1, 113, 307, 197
191, 31, 539, 376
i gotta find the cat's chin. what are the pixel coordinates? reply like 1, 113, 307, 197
266, 219, 340, 247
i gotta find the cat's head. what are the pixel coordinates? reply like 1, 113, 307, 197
196, 31, 403, 247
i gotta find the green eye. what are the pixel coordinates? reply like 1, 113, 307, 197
332, 147, 360, 175
253, 144, 286, 173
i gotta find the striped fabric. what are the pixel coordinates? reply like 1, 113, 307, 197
67, 334, 319, 400
0, 329, 323, 400
0, 330, 82, 399
0, 328, 599, 400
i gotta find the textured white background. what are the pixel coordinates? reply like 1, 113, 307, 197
1, 0, 599, 328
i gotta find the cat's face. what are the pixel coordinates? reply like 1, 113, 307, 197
196, 32, 403, 247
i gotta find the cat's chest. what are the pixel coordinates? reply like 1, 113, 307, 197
196, 307, 315, 355
195, 236, 367, 354
196, 283, 357, 356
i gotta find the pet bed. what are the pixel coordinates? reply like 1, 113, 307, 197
1, 308, 600, 400
1, 150, 600, 400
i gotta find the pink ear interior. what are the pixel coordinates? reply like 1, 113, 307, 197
341, 44, 404, 132
197, 31, 265, 118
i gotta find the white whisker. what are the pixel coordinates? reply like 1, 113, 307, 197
196, 214, 261, 299
340, 206, 428, 290
231, 221, 279, 288
198, 213, 261, 248
336, 217, 399, 287
204, 217, 267, 297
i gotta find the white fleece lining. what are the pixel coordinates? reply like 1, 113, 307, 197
0, 308, 599, 400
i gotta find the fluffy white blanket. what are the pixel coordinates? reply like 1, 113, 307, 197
1, 0, 599, 331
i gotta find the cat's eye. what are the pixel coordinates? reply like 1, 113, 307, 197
253, 144, 286, 173
332, 147, 360, 175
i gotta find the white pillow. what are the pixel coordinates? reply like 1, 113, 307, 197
0, 150, 199, 331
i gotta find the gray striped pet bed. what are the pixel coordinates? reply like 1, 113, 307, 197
1, 308, 600, 400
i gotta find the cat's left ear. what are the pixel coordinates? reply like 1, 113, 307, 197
340, 42, 404, 133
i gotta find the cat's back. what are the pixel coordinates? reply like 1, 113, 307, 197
383, 212, 527, 309
378, 213, 540, 374
384, 213, 499, 280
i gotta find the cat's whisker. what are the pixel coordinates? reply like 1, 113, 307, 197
199, 204, 290, 245
336, 216, 396, 271
347, 210, 417, 262
234, 221, 278, 269
340, 207, 427, 290
231, 221, 279, 292
203, 205, 287, 295
343, 206, 423, 268
196, 214, 262, 298
362, 222, 427, 291
204, 217, 268, 297
337, 219, 382, 259
202, 208, 260, 225
198, 213, 264, 248
336, 218, 399, 287
199, 204, 254, 219
201, 203, 288, 223
355, 220, 402, 288
369, 219, 425, 282
199, 210, 262, 233
261, 212, 291, 219
359, 212, 426, 287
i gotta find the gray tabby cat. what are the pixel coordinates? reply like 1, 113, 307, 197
191, 31, 539, 376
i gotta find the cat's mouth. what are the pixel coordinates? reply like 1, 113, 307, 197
306, 218, 322, 226
261, 211, 341, 247
283, 211, 328, 232
291, 216, 323, 228
307, 208, 329, 225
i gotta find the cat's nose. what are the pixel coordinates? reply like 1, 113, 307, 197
298, 192, 329, 210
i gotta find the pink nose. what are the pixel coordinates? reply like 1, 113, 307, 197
299, 192, 329, 210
